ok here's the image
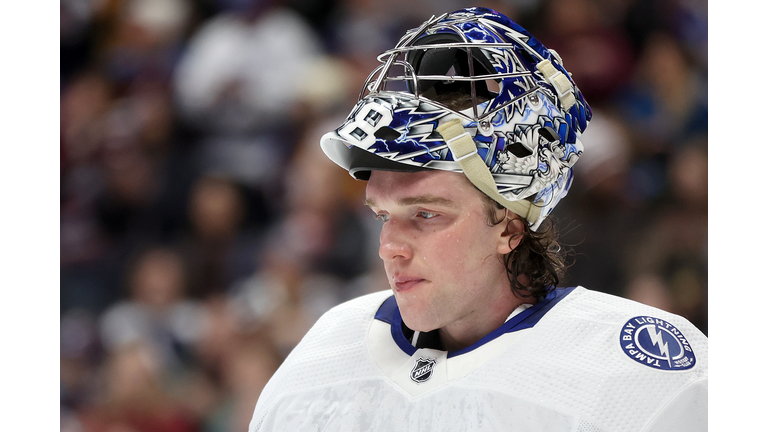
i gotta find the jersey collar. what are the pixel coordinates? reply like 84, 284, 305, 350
374, 286, 577, 358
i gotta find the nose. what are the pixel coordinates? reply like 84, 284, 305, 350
378, 218, 413, 262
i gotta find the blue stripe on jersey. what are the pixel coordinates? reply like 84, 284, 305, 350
373, 295, 416, 354
448, 286, 576, 357
374, 295, 399, 324
373, 287, 577, 357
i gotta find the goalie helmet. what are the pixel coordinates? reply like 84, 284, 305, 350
320, 7, 591, 230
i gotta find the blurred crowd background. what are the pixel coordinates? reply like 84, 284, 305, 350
60, 0, 707, 430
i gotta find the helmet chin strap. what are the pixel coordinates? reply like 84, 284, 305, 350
436, 117, 542, 227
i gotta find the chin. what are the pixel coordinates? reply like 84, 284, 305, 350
398, 306, 440, 333
391, 284, 443, 332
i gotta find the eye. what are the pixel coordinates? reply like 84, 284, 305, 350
417, 211, 438, 219
374, 213, 390, 222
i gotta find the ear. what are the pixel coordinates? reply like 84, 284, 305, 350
497, 215, 525, 255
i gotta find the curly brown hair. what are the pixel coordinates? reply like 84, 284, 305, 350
483, 198, 568, 300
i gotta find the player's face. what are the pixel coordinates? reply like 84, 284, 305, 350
365, 170, 519, 340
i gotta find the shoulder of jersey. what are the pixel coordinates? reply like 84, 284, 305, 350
563, 287, 703, 331
290, 289, 393, 353
251, 291, 391, 420
557, 287, 707, 373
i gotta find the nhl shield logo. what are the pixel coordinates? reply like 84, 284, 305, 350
410, 357, 437, 383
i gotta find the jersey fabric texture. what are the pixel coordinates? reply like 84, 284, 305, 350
249, 287, 707, 432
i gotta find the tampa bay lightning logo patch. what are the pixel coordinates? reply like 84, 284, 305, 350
620, 316, 696, 371
410, 357, 436, 383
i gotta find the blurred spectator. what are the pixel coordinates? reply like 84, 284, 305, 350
618, 0, 706, 69
202, 334, 283, 432
61, 0, 196, 311
619, 31, 707, 150
165, 297, 285, 432
61, 69, 111, 177
173, 0, 323, 134
613, 31, 707, 206
171, 1, 338, 249
60, 68, 117, 314
62, 308, 104, 428
78, 342, 201, 432
624, 142, 708, 332
99, 246, 207, 370
189, 294, 242, 378
225, 115, 373, 353
537, 0, 636, 104
226, 232, 349, 354
96, 125, 163, 242
177, 174, 264, 297
280, 116, 370, 279
99, 0, 192, 89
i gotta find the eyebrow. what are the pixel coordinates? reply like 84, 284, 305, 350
364, 195, 456, 208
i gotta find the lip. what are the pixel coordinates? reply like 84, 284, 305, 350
393, 275, 427, 292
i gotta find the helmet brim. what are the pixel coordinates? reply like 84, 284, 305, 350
320, 132, 432, 181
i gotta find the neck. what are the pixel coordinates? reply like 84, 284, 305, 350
437, 289, 536, 352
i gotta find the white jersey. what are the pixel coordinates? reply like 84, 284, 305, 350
249, 287, 707, 432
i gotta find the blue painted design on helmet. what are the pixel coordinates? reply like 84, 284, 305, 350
320, 7, 592, 229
